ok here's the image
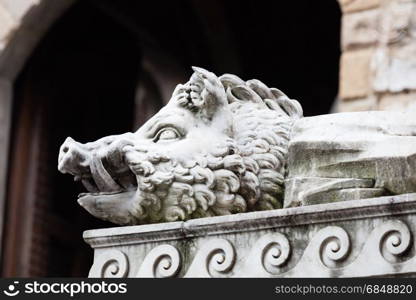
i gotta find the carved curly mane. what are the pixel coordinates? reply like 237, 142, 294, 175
221, 74, 303, 211
58, 67, 303, 225
122, 73, 303, 223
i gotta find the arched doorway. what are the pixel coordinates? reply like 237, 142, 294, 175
3, 1, 142, 277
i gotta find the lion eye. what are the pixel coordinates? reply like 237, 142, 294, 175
154, 128, 180, 142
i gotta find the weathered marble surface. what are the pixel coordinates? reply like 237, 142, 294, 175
285, 111, 416, 207
84, 193, 416, 277
57, 67, 416, 226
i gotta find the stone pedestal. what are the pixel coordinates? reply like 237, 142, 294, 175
84, 194, 416, 277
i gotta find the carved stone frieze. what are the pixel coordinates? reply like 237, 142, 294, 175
85, 194, 416, 277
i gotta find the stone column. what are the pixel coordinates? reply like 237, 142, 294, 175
337, 0, 416, 112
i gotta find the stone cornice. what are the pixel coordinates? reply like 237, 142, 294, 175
84, 193, 416, 249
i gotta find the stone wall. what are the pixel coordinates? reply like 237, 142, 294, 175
338, 0, 416, 112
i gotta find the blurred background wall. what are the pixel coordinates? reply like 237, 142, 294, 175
0, 0, 412, 277
337, 0, 416, 112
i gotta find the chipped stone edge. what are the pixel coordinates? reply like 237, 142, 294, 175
83, 193, 416, 248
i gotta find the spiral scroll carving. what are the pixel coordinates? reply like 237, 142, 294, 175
378, 220, 412, 263
185, 238, 236, 277
317, 226, 350, 268
136, 245, 181, 278
88, 250, 129, 278
253, 233, 291, 275
207, 243, 235, 274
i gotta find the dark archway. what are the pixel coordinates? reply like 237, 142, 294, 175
3, 1, 141, 277
86, 0, 341, 115
222, 0, 342, 116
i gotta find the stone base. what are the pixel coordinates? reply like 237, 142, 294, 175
84, 194, 416, 277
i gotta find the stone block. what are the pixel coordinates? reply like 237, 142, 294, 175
342, 9, 380, 50
338, 97, 377, 112
339, 49, 374, 100
286, 111, 416, 207
373, 43, 416, 93
383, 0, 414, 44
339, 0, 380, 13
379, 92, 416, 111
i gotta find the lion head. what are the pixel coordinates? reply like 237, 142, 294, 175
58, 67, 302, 225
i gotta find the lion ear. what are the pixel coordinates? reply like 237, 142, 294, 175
190, 67, 228, 121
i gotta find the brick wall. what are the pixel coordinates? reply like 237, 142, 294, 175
338, 0, 416, 112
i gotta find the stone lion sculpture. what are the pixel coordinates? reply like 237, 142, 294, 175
58, 67, 416, 225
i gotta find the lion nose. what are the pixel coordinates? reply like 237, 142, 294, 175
58, 137, 91, 176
